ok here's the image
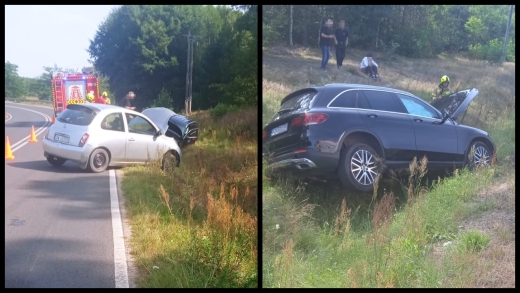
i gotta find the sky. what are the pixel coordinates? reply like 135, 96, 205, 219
5, 5, 120, 78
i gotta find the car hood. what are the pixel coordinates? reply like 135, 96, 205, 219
430, 88, 479, 121
141, 107, 178, 134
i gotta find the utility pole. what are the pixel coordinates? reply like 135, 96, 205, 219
184, 31, 198, 115
500, 5, 514, 63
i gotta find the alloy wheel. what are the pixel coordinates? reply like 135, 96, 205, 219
473, 145, 490, 166
350, 149, 378, 185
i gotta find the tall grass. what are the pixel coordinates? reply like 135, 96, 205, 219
262, 46, 515, 288
121, 108, 257, 288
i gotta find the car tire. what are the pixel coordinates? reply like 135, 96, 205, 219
47, 156, 66, 167
338, 143, 380, 193
162, 152, 177, 173
88, 148, 110, 173
467, 141, 491, 169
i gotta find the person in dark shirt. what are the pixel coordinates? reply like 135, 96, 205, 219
120, 91, 136, 110
334, 20, 349, 69
319, 19, 335, 71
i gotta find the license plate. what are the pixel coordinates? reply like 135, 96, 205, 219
271, 123, 288, 137
54, 133, 70, 144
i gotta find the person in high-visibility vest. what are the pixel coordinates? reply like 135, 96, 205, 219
93, 91, 110, 104
86, 93, 95, 103
432, 75, 452, 101
101, 91, 111, 104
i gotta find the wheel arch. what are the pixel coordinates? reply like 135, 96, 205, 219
340, 130, 386, 159
166, 149, 181, 167
466, 136, 495, 161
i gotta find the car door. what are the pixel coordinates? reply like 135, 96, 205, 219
394, 93, 459, 162
357, 90, 417, 161
99, 112, 127, 164
124, 113, 163, 163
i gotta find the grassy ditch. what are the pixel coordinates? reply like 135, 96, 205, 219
121, 108, 258, 288
262, 46, 515, 288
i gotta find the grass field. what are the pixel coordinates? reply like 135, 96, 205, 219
121, 108, 258, 288
262, 46, 515, 288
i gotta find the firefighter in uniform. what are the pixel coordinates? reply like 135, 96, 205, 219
86, 92, 95, 103
101, 91, 111, 105
432, 75, 452, 101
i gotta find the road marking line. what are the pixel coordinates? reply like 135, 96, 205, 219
5, 101, 53, 109
110, 169, 130, 288
5, 113, 12, 122
5, 105, 51, 152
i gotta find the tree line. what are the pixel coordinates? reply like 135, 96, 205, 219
88, 5, 257, 112
6, 5, 257, 115
263, 5, 515, 62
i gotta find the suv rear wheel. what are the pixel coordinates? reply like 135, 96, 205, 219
338, 143, 380, 193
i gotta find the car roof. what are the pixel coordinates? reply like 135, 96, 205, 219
317, 83, 416, 96
68, 103, 141, 115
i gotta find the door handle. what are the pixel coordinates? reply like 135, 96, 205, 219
367, 114, 378, 118
413, 118, 423, 122
128, 138, 135, 141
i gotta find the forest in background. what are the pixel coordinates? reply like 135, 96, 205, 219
263, 5, 515, 62
6, 5, 257, 115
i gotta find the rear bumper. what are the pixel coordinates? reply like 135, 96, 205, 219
263, 148, 340, 176
42, 137, 92, 165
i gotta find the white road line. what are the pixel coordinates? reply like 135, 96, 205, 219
5, 113, 12, 122
5, 105, 51, 152
5, 101, 53, 109
110, 169, 130, 288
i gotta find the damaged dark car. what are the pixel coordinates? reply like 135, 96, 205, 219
262, 84, 495, 193
142, 107, 199, 148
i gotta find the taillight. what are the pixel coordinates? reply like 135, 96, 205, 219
79, 133, 89, 147
291, 113, 329, 126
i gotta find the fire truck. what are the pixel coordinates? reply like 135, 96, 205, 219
51, 68, 100, 117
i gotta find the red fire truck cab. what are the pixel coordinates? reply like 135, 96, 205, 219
51, 70, 100, 117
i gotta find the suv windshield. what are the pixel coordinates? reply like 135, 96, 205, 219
57, 105, 97, 126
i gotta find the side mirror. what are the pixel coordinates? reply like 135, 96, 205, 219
155, 130, 162, 136
433, 111, 450, 125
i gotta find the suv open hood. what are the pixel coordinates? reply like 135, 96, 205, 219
430, 88, 479, 121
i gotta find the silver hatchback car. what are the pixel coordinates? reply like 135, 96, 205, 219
42, 104, 182, 172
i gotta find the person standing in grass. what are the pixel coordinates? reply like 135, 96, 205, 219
319, 19, 335, 71
360, 52, 379, 79
432, 75, 452, 101
334, 20, 349, 69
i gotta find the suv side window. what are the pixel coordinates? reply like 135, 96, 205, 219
101, 112, 125, 132
363, 90, 404, 113
329, 90, 357, 108
396, 94, 440, 119
125, 114, 156, 135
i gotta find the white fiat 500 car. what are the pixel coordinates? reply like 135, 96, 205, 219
42, 104, 182, 173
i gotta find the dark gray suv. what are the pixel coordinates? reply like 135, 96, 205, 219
262, 84, 494, 192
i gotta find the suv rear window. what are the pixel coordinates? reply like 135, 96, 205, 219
279, 90, 318, 112
57, 105, 97, 126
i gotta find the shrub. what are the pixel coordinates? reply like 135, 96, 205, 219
210, 103, 239, 119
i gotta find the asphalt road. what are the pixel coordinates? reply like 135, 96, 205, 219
5, 103, 124, 288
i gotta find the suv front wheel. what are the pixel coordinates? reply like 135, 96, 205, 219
338, 143, 380, 193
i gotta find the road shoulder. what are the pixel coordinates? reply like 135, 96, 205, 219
115, 168, 139, 288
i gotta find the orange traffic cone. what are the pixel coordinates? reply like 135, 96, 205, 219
28, 126, 38, 143
5, 136, 15, 160
51, 115, 55, 124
